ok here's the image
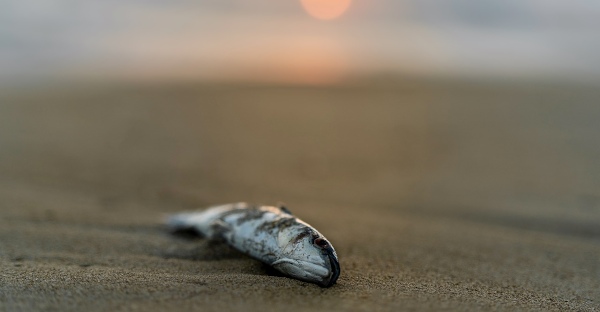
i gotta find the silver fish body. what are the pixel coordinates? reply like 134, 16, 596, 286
167, 203, 340, 287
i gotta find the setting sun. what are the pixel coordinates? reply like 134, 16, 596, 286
300, 0, 352, 20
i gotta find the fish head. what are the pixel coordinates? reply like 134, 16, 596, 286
273, 225, 340, 287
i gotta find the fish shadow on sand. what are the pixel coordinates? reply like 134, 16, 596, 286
161, 229, 282, 277
161, 229, 244, 261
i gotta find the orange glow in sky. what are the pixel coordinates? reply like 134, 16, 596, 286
245, 37, 348, 85
300, 0, 352, 20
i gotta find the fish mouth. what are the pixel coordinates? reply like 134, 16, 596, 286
320, 251, 340, 288
272, 252, 340, 287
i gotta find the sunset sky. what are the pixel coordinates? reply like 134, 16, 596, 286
2, 0, 600, 85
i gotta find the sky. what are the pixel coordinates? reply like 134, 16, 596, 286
2, 0, 600, 85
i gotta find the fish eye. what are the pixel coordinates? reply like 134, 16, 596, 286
314, 237, 328, 248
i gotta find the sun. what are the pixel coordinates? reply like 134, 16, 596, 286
300, 0, 352, 20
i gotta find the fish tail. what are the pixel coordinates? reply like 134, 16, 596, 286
166, 212, 197, 231
166, 202, 248, 236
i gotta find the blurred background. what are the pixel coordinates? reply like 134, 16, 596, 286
1, 0, 599, 231
2, 0, 600, 85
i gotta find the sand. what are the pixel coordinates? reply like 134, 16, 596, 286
0, 80, 599, 311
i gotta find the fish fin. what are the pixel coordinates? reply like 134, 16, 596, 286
209, 219, 232, 240
278, 203, 293, 215
272, 258, 296, 266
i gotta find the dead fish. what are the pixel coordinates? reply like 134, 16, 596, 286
167, 202, 340, 287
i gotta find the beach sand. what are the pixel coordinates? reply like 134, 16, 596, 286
0, 81, 599, 311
